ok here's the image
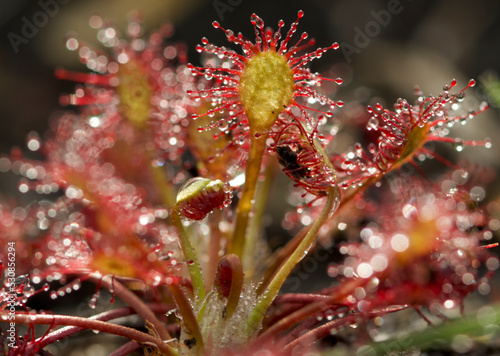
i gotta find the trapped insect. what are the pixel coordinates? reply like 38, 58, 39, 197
274, 123, 335, 197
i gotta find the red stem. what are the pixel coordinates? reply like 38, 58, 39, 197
274, 293, 333, 304
6, 312, 174, 355
87, 273, 172, 342
280, 306, 408, 353
281, 314, 358, 353
257, 278, 364, 342
109, 340, 141, 356
30, 304, 173, 352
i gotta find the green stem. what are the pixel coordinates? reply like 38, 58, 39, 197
257, 175, 379, 292
229, 133, 269, 260
243, 162, 276, 277
205, 210, 223, 293
171, 210, 206, 302
256, 225, 308, 296
246, 186, 338, 337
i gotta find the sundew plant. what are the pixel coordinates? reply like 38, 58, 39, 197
1, 8, 500, 356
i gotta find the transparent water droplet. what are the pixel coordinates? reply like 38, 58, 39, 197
218, 120, 229, 131
236, 136, 246, 145
366, 117, 379, 131
350, 321, 360, 329
23, 286, 35, 298
88, 293, 99, 309
417, 120, 427, 128
453, 139, 464, 152
479, 101, 489, 111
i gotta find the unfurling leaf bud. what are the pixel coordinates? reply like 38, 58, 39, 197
214, 254, 243, 318
176, 177, 232, 220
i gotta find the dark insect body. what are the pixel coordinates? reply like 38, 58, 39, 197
276, 145, 310, 182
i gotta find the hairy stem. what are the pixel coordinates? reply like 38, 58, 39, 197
246, 186, 338, 337
257, 278, 365, 342
6, 313, 174, 355
171, 211, 206, 302
88, 274, 173, 342
30, 304, 174, 353
281, 314, 358, 354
